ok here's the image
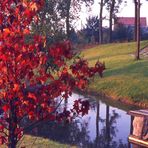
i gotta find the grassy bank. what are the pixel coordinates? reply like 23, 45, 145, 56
82, 41, 148, 107
1, 135, 76, 148
18, 135, 76, 148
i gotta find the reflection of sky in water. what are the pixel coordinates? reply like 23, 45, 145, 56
61, 93, 131, 145
25, 92, 139, 147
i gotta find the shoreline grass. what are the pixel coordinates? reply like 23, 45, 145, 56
1, 135, 76, 148
82, 41, 148, 106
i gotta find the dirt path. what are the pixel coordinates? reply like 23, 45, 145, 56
140, 46, 148, 58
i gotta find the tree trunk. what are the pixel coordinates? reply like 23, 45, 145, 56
96, 103, 100, 138
106, 105, 110, 147
95, 103, 100, 147
134, 0, 138, 41
66, 0, 71, 39
109, 0, 115, 43
8, 100, 18, 148
99, 0, 104, 44
136, 0, 140, 60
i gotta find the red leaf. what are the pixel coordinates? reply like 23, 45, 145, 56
23, 29, 30, 35
0, 125, 4, 131
13, 84, 20, 92
2, 105, 9, 112
28, 93, 37, 100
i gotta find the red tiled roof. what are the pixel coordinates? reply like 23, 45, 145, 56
117, 17, 147, 27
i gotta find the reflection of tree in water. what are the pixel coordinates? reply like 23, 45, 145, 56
94, 103, 128, 148
27, 119, 91, 147
26, 100, 128, 148
25, 96, 90, 147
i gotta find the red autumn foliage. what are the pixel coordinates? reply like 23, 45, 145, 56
0, 1, 105, 147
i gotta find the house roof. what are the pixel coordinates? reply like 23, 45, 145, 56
117, 17, 147, 27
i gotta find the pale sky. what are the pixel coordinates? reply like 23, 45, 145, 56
77, 0, 148, 29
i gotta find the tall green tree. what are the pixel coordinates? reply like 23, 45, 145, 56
58, 0, 72, 39
32, 0, 66, 44
32, 0, 94, 41
58, 0, 94, 39
106, 0, 126, 43
86, 16, 99, 43
99, 0, 105, 44
134, 0, 138, 41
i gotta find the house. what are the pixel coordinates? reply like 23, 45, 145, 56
114, 17, 147, 29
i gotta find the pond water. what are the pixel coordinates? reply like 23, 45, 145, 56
29, 93, 141, 148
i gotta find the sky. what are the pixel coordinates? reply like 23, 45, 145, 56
77, 0, 148, 29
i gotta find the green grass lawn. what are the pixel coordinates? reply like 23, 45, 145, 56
82, 41, 148, 106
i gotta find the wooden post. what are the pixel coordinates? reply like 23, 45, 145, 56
128, 110, 148, 147
134, 0, 138, 41
136, 0, 140, 60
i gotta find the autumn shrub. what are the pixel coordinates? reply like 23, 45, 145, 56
0, 1, 104, 148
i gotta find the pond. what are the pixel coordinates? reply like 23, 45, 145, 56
28, 93, 142, 148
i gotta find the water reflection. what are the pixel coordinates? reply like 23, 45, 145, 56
94, 105, 128, 148
27, 93, 133, 148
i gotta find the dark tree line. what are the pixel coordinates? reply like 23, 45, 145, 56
32, 0, 148, 57
32, 0, 94, 42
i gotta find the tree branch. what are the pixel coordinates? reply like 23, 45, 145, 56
21, 98, 64, 135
